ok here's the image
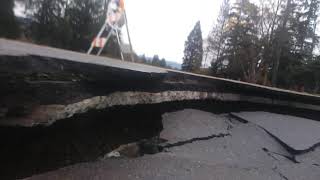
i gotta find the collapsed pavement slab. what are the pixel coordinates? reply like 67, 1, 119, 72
165, 122, 293, 169
160, 109, 230, 144
231, 111, 320, 152
296, 146, 320, 165
27, 110, 320, 180
275, 163, 320, 180
160, 110, 293, 168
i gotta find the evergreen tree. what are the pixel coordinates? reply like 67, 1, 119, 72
0, 0, 20, 38
27, 0, 71, 47
292, 0, 319, 58
160, 58, 167, 67
206, 0, 320, 92
219, 0, 261, 82
271, 0, 320, 86
209, 0, 230, 75
139, 54, 147, 64
256, 0, 284, 85
64, 0, 105, 51
25, 0, 121, 57
152, 55, 161, 66
182, 21, 203, 72
150, 55, 167, 67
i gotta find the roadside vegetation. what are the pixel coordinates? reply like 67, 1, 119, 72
204, 0, 320, 93
2, 0, 320, 93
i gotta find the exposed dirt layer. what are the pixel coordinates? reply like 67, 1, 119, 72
3, 39, 320, 128
0, 104, 163, 180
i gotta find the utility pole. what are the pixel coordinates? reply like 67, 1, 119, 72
124, 9, 135, 62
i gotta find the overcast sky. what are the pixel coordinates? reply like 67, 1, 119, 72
15, 0, 223, 63
123, 0, 223, 63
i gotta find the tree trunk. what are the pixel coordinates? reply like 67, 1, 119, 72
313, 82, 319, 94
271, 0, 291, 86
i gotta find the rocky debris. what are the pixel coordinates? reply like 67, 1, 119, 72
0, 91, 276, 127
104, 143, 141, 158
0, 104, 165, 180
3, 90, 308, 127
105, 151, 121, 158
231, 112, 320, 153
0, 91, 241, 127
102, 137, 164, 159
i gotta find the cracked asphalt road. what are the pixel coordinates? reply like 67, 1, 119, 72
26, 110, 320, 180
231, 111, 320, 152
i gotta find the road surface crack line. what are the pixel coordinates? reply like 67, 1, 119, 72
162, 133, 230, 149
262, 147, 299, 163
313, 163, 320, 167
272, 166, 289, 180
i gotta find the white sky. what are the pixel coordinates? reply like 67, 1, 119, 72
123, 0, 223, 63
15, 0, 223, 64
14, 2, 26, 17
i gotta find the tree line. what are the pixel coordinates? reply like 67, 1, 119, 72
3, 0, 320, 93
182, 0, 320, 94
139, 54, 168, 68
1, 0, 121, 58
206, 0, 320, 93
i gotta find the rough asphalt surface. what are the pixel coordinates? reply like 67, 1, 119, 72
0, 39, 166, 74
231, 111, 320, 151
160, 109, 230, 144
26, 109, 320, 180
2, 38, 320, 100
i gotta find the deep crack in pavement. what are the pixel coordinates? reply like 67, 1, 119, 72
262, 147, 299, 163
162, 133, 231, 148
20, 109, 320, 180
